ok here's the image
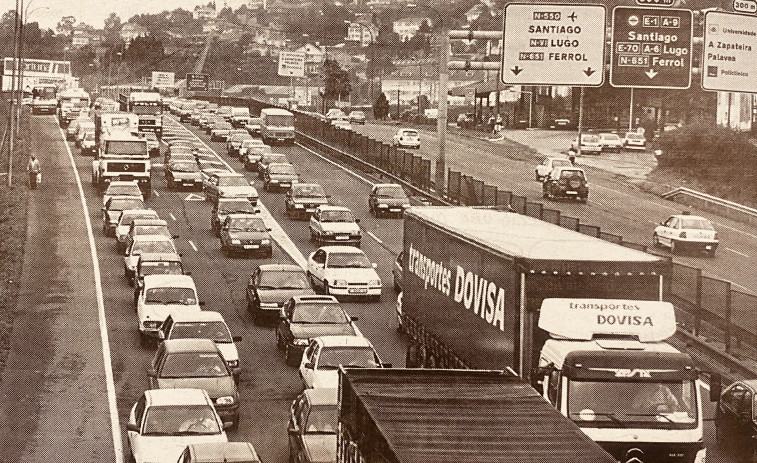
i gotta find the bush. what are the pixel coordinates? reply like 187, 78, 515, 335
657, 124, 757, 169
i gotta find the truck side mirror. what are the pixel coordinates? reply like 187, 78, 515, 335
709, 373, 722, 401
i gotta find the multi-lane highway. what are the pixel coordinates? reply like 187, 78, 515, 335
0, 112, 742, 463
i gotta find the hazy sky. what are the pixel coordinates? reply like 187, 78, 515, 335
0, 0, 249, 31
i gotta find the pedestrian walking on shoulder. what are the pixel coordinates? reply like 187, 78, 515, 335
27, 154, 41, 189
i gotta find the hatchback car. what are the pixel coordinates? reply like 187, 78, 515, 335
210, 122, 233, 141
542, 167, 589, 202
598, 133, 623, 153
256, 152, 290, 179
653, 213, 718, 256
571, 133, 602, 155
103, 196, 146, 237
158, 311, 242, 381
114, 209, 160, 252
103, 180, 144, 207
623, 131, 647, 150
219, 213, 272, 257
535, 157, 574, 182
240, 140, 270, 167
177, 442, 261, 463
80, 131, 97, 156
306, 246, 381, 300
715, 379, 757, 461
211, 198, 259, 236
263, 162, 298, 191
226, 133, 253, 158
203, 172, 258, 205
126, 388, 229, 463
299, 335, 386, 389
245, 117, 262, 136
392, 128, 420, 149
368, 183, 410, 218
125, 234, 178, 281
288, 388, 339, 463
125, 219, 174, 260
166, 161, 203, 190
137, 274, 202, 344
309, 205, 361, 247
247, 264, 315, 325
133, 252, 185, 304
148, 339, 239, 428
286, 183, 330, 220
276, 295, 359, 366
348, 110, 366, 125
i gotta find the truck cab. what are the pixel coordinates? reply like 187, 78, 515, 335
535, 299, 706, 463
57, 88, 90, 126
92, 131, 151, 199
123, 91, 163, 138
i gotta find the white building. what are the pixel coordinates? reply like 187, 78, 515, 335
194, 5, 217, 20
346, 22, 377, 47
392, 17, 431, 42
120, 23, 148, 44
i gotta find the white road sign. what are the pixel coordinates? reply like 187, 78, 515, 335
502, 3, 606, 86
702, 11, 757, 93
278, 51, 306, 78
151, 71, 175, 88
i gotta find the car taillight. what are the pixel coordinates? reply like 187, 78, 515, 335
714, 232, 718, 240
679, 231, 687, 238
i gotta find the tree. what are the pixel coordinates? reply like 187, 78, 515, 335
322, 57, 351, 103
104, 13, 121, 38
374, 92, 390, 120
55, 15, 76, 36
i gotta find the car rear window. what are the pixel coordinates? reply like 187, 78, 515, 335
680, 218, 714, 230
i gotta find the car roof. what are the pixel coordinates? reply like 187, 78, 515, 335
107, 180, 140, 187
316, 205, 351, 212
314, 335, 373, 348
212, 171, 243, 178
292, 294, 339, 304
225, 213, 262, 220
167, 310, 226, 323
161, 338, 219, 353
187, 442, 260, 463
374, 183, 403, 189
143, 274, 196, 288
294, 183, 323, 189
320, 245, 366, 254
138, 252, 182, 263
145, 388, 211, 407
669, 214, 709, 221
132, 218, 168, 227
256, 264, 305, 273
119, 208, 157, 217
302, 388, 339, 406
132, 234, 172, 242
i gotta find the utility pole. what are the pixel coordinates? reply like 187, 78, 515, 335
8, 0, 20, 187
435, 23, 449, 195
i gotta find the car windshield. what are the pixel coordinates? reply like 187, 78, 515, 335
170, 321, 232, 343
626, 133, 644, 140
133, 240, 175, 255
120, 211, 156, 225
602, 134, 621, 141
218, 177, 248, 187
258, 270, 309, 290
142, 405, 222, 436
218, 200, 256, 214
679, 218, 715, 230
241, 140, 264, 148
214, 123, 232, 130
567, 380, 697, 428
108, 185, 140, 196
171, 163, 199, 173
134, 225, 170, 237
303, 405, 338, 434
294, 185, 326, 198
144, 287, 196, 305
140, 261, 183, 277
327, 253, 371, 268
227, 217, 266, 232
249, 118, 262, 125
582, 135, 601, 143
375, 186, 406, 198
109, 199, 145, 211
84, 132, 95, 141
262, 154, 288, 164
269, 164, 295, 175
292, 304, 349, 324
317, 347, 377, 369
350, 111, 365, 118
160, 352, 228, 378
321, 210, 355, 223
552, 159, 572, 168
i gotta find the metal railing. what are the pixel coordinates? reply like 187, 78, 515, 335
663, 186, 757, 225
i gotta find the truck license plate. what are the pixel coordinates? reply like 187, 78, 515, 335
566, 191, 577, 195
244, 244, 259, 249
306, 208, 315, 213
349, 288, 367, 294
335, 235, 349, 240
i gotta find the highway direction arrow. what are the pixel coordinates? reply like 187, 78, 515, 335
501, 3, 606, 86
610, 6, 693, 89
184, 193, 205, 201
702, 11, 757, 93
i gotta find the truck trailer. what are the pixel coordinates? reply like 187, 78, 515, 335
57, 87, 90, 127
92, 111, 150, 198
337, 368, 616, 463
399, 206, 707, 463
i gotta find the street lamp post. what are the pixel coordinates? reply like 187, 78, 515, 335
411, 57, 423, 117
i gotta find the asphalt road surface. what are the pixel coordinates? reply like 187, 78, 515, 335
0, 113, 742, 463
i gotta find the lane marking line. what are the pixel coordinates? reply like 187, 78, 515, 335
169, 212, 176, 221
367, 231, 383, 244
297, 142, 374, 185
726, 247, 749, 258
152, 190, 159, 198
188, 240, 198, 252
58, 125, 123, 463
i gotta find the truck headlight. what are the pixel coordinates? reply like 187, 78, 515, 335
334, 279, 348, 287
294, 204, 304, 209
293, 338, 310, 346
260, 302, 279, 308
378, 204, 388, 208
216, 396, 235, 406
270, 179, 279, 183
231, 239, 241, 244
261, 239, 270, 245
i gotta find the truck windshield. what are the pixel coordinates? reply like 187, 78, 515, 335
106, 141, 147, 155
32, 87, 56, 99
567, 379, 697, 429
132, 102, 162, 115
265, 115, 294, 126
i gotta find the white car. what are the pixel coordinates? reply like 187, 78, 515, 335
114, 209, 160, 252
598, 133, 623, 153
309, 205, 361, 247
103, 180, 144, 207
535, 157, 573, 181
306, 246, 381, 300
331, 119, 352, 130
392, 128, 420, 149
157, 311, 241, 379
299, 335, 386, 389
137, 274, 203, 345
570, 133, 602, 155
623, 132, 647, 150
124, 234, 178, 281
126, 388, 229, 463
653, 213, 719, 256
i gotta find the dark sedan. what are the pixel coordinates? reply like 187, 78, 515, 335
247, 264, 315, 325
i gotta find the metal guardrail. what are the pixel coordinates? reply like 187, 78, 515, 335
663, 186, 757, 223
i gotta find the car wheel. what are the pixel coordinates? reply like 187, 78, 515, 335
707, 248, 716, 258
285, 344, 299, 367
276, 330, 285, 350
393, 276, 400, 292
670, 239, 678, 254
323, 281, 330, 295
139, 331, 149, 348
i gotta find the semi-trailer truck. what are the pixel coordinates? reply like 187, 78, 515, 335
399, 206, 707, 463
57, 87, 90, 126
119, 90, 163, 137
337, 368, 617, 463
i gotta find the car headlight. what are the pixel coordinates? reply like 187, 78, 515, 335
270, 179, 279, 183
215, 396, 235, 405
322, 230, 335, 235
369, 279, 382, 286
260, 302, 279, 308
402, 204, 411, 208
334, 279, 348, 287
143, 320, 161, 329
261, 239, 270, 245
294, 204, 304, 209
293, 338, 310, 346
377, 204, 389, 208
231, 239, 241, 244
226, 360, 239, 368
